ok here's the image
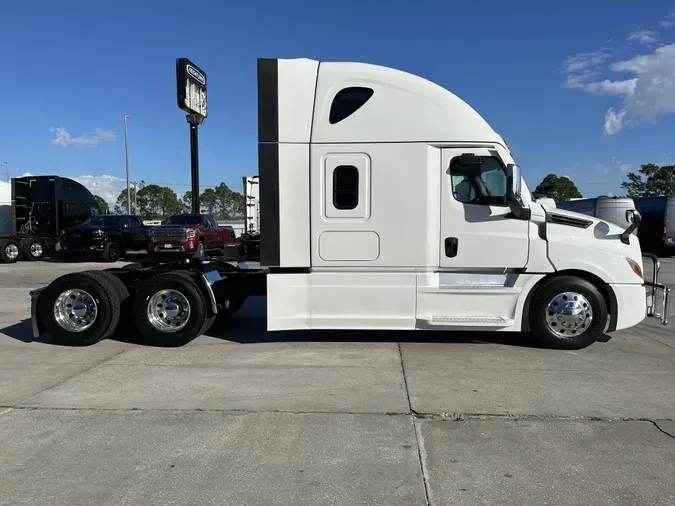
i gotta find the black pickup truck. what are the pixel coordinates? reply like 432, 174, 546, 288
59, 214, 150, 262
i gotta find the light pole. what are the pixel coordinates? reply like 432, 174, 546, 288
3, 161, 8, 182
124, 115, 131, 215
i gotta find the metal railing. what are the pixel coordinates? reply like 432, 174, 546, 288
643, 253, 670, 325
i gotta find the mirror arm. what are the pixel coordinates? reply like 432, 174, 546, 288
620, 211, 641, 245
505, 169, 531, 220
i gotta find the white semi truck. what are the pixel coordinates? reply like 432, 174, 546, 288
27, 57, 670, 349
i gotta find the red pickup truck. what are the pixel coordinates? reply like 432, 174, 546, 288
148, 214, 232, 258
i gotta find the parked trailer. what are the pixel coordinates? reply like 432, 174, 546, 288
28, 57, 670, 349
0, 175, 101, 263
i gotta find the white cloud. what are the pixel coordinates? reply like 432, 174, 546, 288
628, 29, 658, 44
620, 163, 632, 172
50, 127, 116, 147
71, 174, 125, 208
661, 11, 675, 27
19, 172, 34, 177
604, 108, 627, 135
585, 78, 637, 96
563, 37, 675, 135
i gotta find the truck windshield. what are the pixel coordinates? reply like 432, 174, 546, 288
165, 215, 202, 225
83, 216, 123, 226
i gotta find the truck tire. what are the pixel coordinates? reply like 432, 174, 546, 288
90, 270, 133, 334
37, 271, 122, 346
102, 241, 121, 262
195, 240, 205, 257
529, 276, 608, 350
20, 238, 46, 261
0, 239, 20, 263
132, 271, 208, 345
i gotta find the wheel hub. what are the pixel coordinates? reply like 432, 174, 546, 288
53, 289, 98, 332
546, 292, 593, 338
147, 289, 191, 333
30, 242, 43, 257
5, 243, 18, 260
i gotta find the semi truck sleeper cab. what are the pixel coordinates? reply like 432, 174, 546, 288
27, 57, 670, 350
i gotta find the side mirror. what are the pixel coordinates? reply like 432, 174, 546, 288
621, 210, 641, 244
626, 209, 641, 224
505, 164, 530, 220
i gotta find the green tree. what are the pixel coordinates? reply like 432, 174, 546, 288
181, 190, 192, 213
621, 163, 675, 198
214, 182, 244, 219
113, 180, 145, 214
138, 184, 182, 219
94, 195, 110, 214
532, 174, 583, 202
200, 187, 218, 214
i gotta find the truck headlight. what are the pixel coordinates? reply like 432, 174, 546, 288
186, 229, 196, 239
626, 258, 643, 279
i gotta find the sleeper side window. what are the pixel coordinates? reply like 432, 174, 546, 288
450, 155, 508, 206
329, 87, 374, 124
323, 153, 371, 220
333, 165, 359, 210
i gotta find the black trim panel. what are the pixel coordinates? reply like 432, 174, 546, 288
257, 58, 278, 144
546, 213, 593, 229
258, 143, 280, 267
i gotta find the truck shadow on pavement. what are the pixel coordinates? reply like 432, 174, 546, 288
1, 296, 612, 350
0, 317, 545, 349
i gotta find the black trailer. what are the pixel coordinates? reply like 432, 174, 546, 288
0, 175, 101, 263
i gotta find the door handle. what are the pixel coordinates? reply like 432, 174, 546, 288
445, 237, 458, 257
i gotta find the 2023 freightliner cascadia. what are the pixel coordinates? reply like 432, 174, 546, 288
27, 57, 671, 348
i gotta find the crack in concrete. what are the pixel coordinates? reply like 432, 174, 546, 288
14, 349, 128, 406
1, 404, 674, 426
398, 342, 432, 505
648, 420, 675, 440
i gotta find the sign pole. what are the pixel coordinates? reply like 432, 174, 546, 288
187, 114, 203, 214
176, 57, 208, 216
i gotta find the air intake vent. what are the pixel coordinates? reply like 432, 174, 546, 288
547, 213, 593, 229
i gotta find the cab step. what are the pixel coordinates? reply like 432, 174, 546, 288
424, 316, 515, 327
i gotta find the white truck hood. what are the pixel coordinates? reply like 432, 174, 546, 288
543, 206, 642, 262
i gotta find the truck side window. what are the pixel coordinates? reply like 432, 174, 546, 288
333, 165, 359, 210
329, 87, 374, 124
450, 156, 508, 206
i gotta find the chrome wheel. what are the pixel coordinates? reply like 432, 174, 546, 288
545, 292, 593, 338
30, 242, 44, 258
53, 289, 98, 332
147, 289, 191, 333
5, 243, 19, 261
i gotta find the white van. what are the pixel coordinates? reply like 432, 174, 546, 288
557, 197, 638, 233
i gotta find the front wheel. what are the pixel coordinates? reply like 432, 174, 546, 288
529, 276, 608, 350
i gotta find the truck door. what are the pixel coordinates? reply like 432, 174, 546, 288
440, 148, 529, 270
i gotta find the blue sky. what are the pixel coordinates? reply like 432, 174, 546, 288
1, 0, 675, 205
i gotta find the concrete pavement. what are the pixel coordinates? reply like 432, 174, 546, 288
0, 257, 673, 505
